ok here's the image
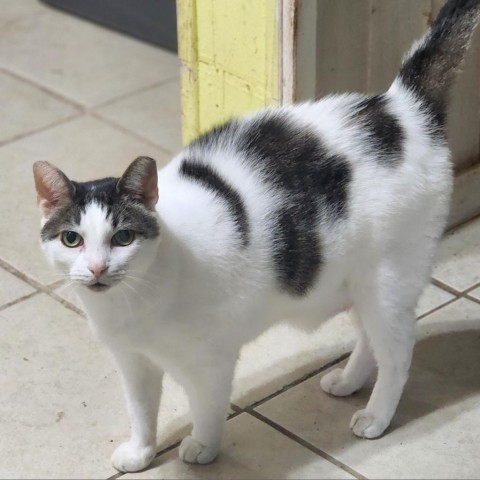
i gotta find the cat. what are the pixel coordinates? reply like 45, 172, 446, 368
33, 0, 480, 473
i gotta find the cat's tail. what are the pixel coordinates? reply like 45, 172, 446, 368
395, 0, 480, 117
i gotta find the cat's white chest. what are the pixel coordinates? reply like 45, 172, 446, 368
78, 287, 163, 347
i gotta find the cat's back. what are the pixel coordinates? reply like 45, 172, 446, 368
156, 86, 452, 298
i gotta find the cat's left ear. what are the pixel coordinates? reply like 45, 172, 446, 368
33, 161, 74, 218
117, 157, 158, 210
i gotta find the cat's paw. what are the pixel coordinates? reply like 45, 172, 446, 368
179, 435, 219, 464
320, 368, 360, 397
350, 409, 389, 439
111, 441, 156, 473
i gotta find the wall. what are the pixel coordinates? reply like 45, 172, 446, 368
315, 0, 480, 173
313, 0, 480, 228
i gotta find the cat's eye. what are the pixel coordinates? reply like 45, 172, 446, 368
61, 231, 83, 248
112, 230, 135, 247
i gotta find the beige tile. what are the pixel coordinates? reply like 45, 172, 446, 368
0, 0, 46, 23
0, 267, 36, 306
124, 413, 354, 480
466, 286, 480, 302
0, 70, 78, 144
415, 283, 455, 317
257, 298, 480, 479
0, 294, 120, 478
53, 282, 85, 313
55, 280, 235, 452
432, 219, 480, 291
0, 114, 171, 285
0, 293, 222, 478
97, 80, 183, 154
0, 5, 179, 107
232, 312, 355, 408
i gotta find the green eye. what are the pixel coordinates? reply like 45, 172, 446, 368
61, 231, 83, 248
112, 230, 135, 247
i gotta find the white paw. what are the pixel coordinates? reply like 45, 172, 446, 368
320, 368, 359, 397
111, 441, 156, 473
350, 409, 389, 439
179, 435, 218, 464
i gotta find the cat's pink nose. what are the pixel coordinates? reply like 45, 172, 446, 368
88, 264, 107, 279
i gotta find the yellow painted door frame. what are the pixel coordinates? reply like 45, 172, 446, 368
177, 0, 283, 145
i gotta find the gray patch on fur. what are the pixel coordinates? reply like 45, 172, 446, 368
41, 177, 159, 242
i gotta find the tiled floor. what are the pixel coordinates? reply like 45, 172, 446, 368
1, 2, 480, 479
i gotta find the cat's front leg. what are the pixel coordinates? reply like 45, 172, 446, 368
178, 358, 236, 464
110, 351, 163, 473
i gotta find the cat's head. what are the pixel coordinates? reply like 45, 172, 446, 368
33, 157, 160, 292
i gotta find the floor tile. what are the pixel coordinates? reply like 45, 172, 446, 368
432, 219, 480, 291
0, 294, 120, 478
0, 0, 46, 23
54, 285, 454, 413
57, 288, 355, 412
53, 282, 85, 312
123, 413, 354, 480
0, 70, 78, 144
0, 293, 220, 478
415, 283, 456, 317
0, 267, 36, 306
465, 286, 480, 302
0, 4, 179, 107
0, 114, 171, 285
231, 283, 459, 409
97, 80, 183, 154
257, 298, 480, 479
232, 312, 355, 408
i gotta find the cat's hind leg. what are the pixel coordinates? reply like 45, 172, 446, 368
110, 352, 163, 473
321, 309, 376, 396
347, 258, 419, 439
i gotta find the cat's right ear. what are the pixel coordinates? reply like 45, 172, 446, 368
33, 161, 74, 218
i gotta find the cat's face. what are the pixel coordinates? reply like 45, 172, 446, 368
33, 157, 160, 292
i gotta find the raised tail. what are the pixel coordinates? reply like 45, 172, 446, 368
396, 0, 480, 122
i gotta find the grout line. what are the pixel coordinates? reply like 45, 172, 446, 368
0, 65, 178, 114
227, 408, 244, 421
230, 402, 243, 413
106, 408, 262, 478
464, 293, 480, 306
92, 75, 179, 110
446, 212, 480, 235
0, 111, 84, 148
0, 65, 180, 155
430, 277, 462, 296
151, 409, 245, 463
0, 290, 41, 313
245, 353, 350, 411
105, 472, 124, 480
0, 258, 45, 291
416, 296, 460, 320
247, 410, 368, 480
0, 258, 85, 315
0, 62, 179, 114
460, 281, 480, 295
90, 111, 174, 155
0, 66, 85, 110
152, 440, 182, 463
45, 279, 68, 291
432, 278, 480, 303
47, 290, 85, 317
430, 278, 480, 305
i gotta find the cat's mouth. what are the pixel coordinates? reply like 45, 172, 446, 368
87, 282, 111, 292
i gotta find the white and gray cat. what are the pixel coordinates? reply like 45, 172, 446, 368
33, 0, 480, 473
